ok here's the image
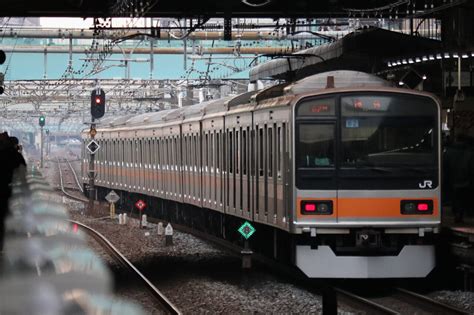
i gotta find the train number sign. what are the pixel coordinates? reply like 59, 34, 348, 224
135, 199, 146, 211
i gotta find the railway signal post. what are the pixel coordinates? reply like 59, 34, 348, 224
238, 221, 256, 269
39, 115, 45, 168
88, 86, 105, 211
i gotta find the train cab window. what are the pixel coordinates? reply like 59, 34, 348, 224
297, 124, 335, 168
340, 94, 437, 168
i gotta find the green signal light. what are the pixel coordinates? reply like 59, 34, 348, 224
39, 115, 45, 126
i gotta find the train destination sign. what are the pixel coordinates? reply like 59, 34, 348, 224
238, 221, 256, 239
135, 199, 146, 211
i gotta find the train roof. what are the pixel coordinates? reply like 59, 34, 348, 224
285, 70, 391, 95
93, 71, 395, 132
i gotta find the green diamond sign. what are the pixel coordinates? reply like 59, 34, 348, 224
238, 221, 256, 239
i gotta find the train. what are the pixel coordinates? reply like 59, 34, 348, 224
81, 70, 441, 278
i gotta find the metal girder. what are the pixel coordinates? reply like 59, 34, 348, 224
0, 27, 347, 41
0, 78, 249, 117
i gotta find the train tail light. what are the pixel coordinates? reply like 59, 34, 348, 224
401, 200, 433, 214
301, 200, 333, 215
417, 203, 429, 211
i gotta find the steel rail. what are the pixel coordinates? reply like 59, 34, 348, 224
57, 157, 89, 203
69, 220, 181, 315
334, 288, 399, 315
65, 157, 84, 193
394, 288, 469, 315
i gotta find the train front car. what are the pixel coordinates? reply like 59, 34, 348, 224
292, 87, 440, 278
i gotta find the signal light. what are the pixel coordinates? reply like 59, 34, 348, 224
91, 88, 105, 119
39, 115, 45, 127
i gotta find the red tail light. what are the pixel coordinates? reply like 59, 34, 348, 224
401, 200, 433, 214
417, 203, 429, 211
301, 200, 333, 215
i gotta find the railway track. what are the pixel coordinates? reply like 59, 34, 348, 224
337, 287, 470, 315
136, 214, 469, 314
57, 158, 180, 314
57, 157, 88, 202
69, 220, 181, 315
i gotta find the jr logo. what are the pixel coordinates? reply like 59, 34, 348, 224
419, 180, 433, 189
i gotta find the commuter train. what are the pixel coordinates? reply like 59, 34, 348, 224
81, 71, 441, 278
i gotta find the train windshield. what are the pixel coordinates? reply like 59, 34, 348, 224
340, 94, 437, 167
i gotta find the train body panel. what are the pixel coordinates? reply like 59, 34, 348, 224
82, 71, 442, 278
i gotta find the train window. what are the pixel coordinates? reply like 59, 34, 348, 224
204, 133, 208, 172
297, 124, 335, 168
236, 130, 239, 175
189, 135, 196, 172
210, 132, 214, 173
277, 126, 282, 179
129, 140, 132, 165
242, 129, 247, 176
259, 127, 264, 177
216, 132, 220, 173
340, 94, 437, 167
297, 97, 336, 116
229, 130, 233, 174
268, 127, 273, 178
250, 129, 255, 176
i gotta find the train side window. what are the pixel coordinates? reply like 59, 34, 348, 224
130, 140, 133, 166
204, 133, 208, 172
268, 126, 273, 178
236, 129, 240, 175
242, 129, 247, 176
277, 125, 282, 179
259, 127, 264, 177
175, 136, 179, 170
216, 132, 220, 174
250, 129, 255, 176
210, 132, 214, 172
229, 130, 233, 174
